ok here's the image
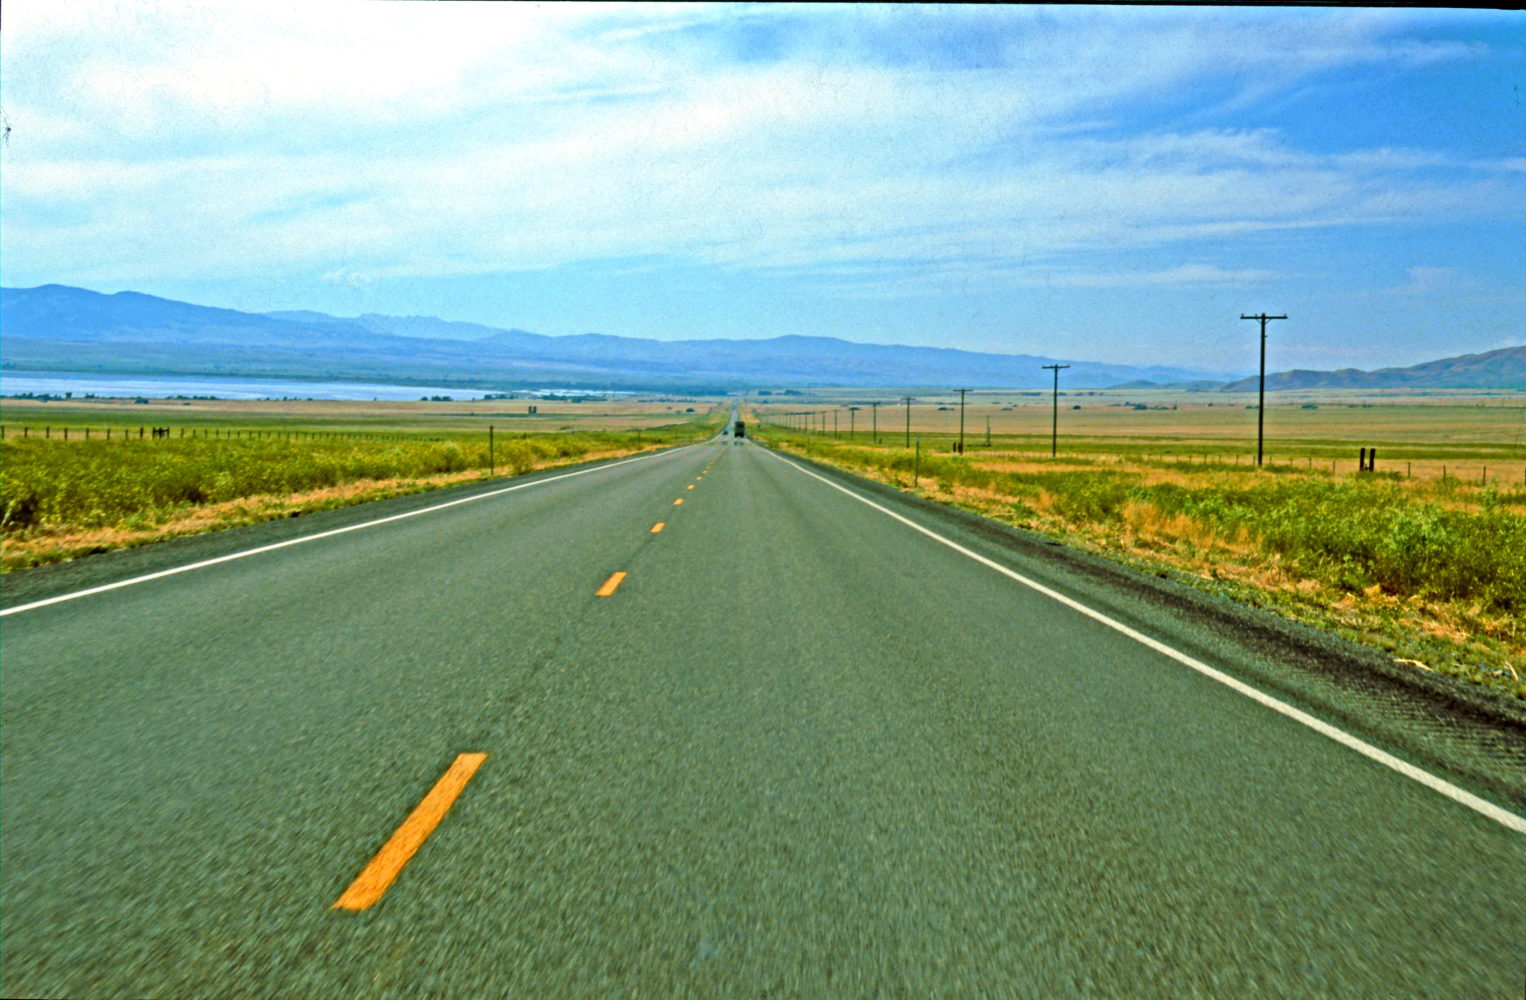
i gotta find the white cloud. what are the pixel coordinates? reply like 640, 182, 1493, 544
1396, 266, 1470, 296
1020, 264, 1278, 289
1, 2, 1517, 298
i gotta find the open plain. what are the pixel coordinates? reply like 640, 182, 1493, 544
0, 395, 727, 571
750, 390, 1526, 699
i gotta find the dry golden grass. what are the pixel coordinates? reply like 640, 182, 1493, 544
1, 394, 718, 419
0, 444, 649, 572
757, 426, 1525, 698
751, 392, 1526, 486
755, 389, 1526, 441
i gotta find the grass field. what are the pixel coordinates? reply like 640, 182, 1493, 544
750, 391, 1526, 699
0, 393, 719, 436
5, 387, 1522, 697
1, 396, 725, 572
753, 389, 1526, 483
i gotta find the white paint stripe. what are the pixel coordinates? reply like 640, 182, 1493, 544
761, 447, 1526, 834
2, 448, 687, 617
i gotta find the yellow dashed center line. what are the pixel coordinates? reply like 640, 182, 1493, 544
333, 752, 487, 912
651, 522, 666, 533
596, 571, 628, 597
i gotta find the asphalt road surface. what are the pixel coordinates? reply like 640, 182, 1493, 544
3, 435, 1523, 998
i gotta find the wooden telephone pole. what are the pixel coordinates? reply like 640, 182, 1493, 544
1042, 364, 1069, 458
1240, 313, 1287, 467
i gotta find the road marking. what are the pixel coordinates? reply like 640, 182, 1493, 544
673, 498, 684, 506
761, 447, 1526, 834
3, 448, 689, 617
596, 571, 628, 596
333, 752, 487, 911
651, 522, 666, 533
686, 484, 695, 490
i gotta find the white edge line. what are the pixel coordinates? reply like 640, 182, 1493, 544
760, 446, 1526, 834
2, 447, 689, 618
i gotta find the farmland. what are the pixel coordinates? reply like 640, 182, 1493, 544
749, 389, 1526, 698
0, 395, 726, 571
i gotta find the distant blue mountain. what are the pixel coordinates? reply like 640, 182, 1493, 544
3, 283, 1249, 390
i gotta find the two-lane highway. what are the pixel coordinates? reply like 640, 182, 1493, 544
3, 438, 1522, 997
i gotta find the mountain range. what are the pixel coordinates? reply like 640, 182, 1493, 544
2, 284, 1522, 392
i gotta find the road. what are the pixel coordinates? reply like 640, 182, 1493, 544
3, 433, 1523, 997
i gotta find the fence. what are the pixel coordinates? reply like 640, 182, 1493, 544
754, 419, 1526, 487
0, 425, 423, 443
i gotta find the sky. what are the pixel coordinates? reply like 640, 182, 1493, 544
2, 3, 1522, 376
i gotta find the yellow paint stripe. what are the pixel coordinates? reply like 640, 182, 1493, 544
673, 498, 684, 506
651, 522, 665, 533
333, 753, 487, 911
596, 571, 628, 596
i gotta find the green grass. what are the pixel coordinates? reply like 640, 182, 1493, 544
1, 411, 723, 568
756, 424, 1526, 698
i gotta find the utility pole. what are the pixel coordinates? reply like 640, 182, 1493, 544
904, 397, 913, 448
956, 388, 970, 454
870, 401, 880, 443
1042, 364, 1070, 458
848, 406, 859, 440
1240, 313, 1287, 467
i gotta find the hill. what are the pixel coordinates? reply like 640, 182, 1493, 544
1, 284, 1229, 391
1218, 345, 1526, 392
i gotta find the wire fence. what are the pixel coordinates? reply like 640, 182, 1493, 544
1, 425, 433, 443
755, 420, 1526, 488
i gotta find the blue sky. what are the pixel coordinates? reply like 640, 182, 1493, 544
2, 3, 1522, 375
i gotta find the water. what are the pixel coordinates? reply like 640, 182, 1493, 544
0, 371, 602, 402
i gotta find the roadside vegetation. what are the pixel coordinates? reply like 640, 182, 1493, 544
1, 407, 723, 571
753, 421, 1526, 699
